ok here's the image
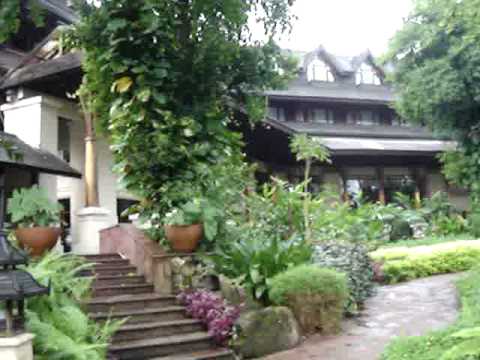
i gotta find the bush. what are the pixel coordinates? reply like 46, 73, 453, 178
24, 252, 123, 360
382, 267, 480, 360
371, 242, 480, 284
269, 264, 348, 334
313, 243, 375, 315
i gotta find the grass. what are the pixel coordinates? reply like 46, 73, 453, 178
371, 240, 480, 284
382, 268, 480, 360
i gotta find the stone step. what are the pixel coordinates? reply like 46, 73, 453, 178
91, 306, 186, 324
91, 259, 131, 267
150, 349, 235, 360
94, 274, 147, 287
93, 283, 154, 297
88, 293, 177, 313
80, 265, 138, 277
109, 332, 214, 360
112, 319, 204, 343
83, 253, 123, 261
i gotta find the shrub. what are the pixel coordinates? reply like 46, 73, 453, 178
313, 243, 375, 315
269, 264, 348, 334
25, 252, 123, 360
371, 242, 480, 284
177, 289, 240, 345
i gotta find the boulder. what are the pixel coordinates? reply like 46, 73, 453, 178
232, 306, 301, 358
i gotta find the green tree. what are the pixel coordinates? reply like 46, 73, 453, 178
385, 0, 480, 200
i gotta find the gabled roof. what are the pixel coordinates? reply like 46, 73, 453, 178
302, 45, 385, 78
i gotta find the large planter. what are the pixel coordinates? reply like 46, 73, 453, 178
164, 224, 203, 253
15, 227, 61, 257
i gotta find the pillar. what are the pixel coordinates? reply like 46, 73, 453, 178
376, 167, 386, 205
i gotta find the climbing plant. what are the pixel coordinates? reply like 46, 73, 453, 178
69, 0, 297, 238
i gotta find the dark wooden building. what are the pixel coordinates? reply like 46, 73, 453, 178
243, 46, 466, 208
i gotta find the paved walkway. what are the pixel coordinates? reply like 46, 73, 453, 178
264, 273, 462, 360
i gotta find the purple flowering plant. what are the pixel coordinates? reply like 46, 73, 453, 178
177, 289, 241, 345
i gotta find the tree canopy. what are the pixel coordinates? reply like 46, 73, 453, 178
386, 0, 480, 199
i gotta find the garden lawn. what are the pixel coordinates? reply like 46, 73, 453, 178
382, 268, 480, 360
379, 233, 475, 248
371, 240, 480, 284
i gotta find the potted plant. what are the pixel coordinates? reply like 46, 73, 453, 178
7, 186, 63, 256
164, 198, 220, 253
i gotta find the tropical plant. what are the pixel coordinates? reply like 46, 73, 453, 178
7, 186, 62, 227
313, 242, 375, 315
177, 289, 241, 345
24, 251, 123, 360
269, 264, 348, 333
290, 134, 331, 243
208, 234, 312, 306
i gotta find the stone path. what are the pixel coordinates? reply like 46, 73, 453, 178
264, 273, 462, 360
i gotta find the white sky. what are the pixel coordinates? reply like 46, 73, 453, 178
268, 0, 413, 57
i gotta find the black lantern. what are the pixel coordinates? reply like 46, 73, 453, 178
0, 231, 49, 335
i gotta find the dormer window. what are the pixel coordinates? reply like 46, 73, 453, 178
356, 63, 382, 85
307, 59, 335, 82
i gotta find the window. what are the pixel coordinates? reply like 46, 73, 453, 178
355, 63, 382, 85
268, 106, 286, 122
58, 117, 71, 162
309, 108, 334, 124
347, 110, 381, 125
58, 198, 71, 229
307, 59, 335, 82
117, 198, 140, 223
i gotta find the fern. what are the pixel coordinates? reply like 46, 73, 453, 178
24, 251, 124, 359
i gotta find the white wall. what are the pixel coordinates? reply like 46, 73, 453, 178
1, 93, 138, 248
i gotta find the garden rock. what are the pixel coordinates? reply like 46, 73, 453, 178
232, 306, 301, 358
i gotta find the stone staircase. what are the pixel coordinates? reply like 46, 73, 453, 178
83, 253, 234, 360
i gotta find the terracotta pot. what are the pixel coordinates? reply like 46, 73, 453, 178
15, 227, 61, 257
164, 224, 203, 253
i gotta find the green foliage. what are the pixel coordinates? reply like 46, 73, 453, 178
385, 0, 480, 201
290, 134, 331, 164
371, 241, 480, 284
71, 0, 297, 246
382, 267, 480, 360
7, 186, 62, 227
469, 211, 480, 238
209, 235, 312, 306
269, 264, 347, 333
0, 0, 46, 43
313, 243, 375, 315
24, 252, 123, 359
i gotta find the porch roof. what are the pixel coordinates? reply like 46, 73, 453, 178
0, 132, 81, 178
315, 136, 456, 156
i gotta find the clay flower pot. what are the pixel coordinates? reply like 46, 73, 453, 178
164, 224, 203, 253
15, 227, 61, 257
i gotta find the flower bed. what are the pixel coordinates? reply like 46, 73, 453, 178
371, 240, 480, 284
